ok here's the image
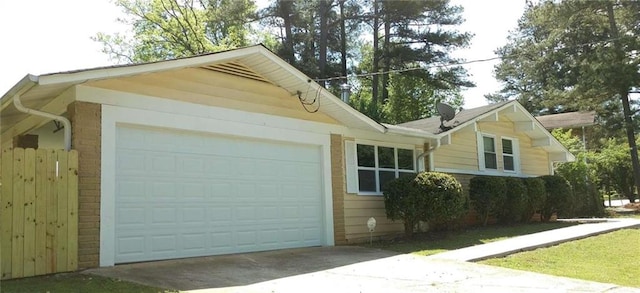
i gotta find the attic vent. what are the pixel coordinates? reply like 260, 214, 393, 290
201, 61, 272, 84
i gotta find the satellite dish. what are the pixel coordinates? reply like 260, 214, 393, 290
436, 102, 456, 132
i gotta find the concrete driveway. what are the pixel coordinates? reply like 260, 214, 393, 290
86, 246, 639, 293
85, 246, 399, 291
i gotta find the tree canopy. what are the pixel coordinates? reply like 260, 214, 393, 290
95, 0, 473, 124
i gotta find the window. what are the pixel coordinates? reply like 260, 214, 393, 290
353, 143, 415, 194
477, 133, 519, 173
502, 138, 515, 171
482, 136, 497, 170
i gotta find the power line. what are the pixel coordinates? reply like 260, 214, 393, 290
313, 36, 627, 83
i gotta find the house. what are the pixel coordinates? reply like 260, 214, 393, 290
536, 111, 597, 149
0, 45, 573, 270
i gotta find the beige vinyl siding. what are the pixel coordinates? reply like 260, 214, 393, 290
433, 118, 552, 176
343, 194, 403, 242
433, 130, 478, 170
86, 68, 339, 125
340, 139, 424, 242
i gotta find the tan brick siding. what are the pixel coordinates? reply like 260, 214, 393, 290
68, 101, 101, 269
330, 134, 347, 244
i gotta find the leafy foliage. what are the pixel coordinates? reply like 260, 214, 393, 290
414, 172, 467, 229
94, 0, 256, 63
498, 177, 527, 224
383, 174, 421, 237
469, 176, 507, 226
522, 177, 546, 222
552, 129, 604, 217
592, 138, 637, 202
383, 172, 465, 236
539, 175, 573, 221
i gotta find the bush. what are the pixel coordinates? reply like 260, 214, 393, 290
414, 172, 467, 228
539, 175, 573, 221
522, 177, 546, 222
383, 172, 466, 236
497, 177, 527, 224
469, 176, 507, 226
383, 174, 421, 237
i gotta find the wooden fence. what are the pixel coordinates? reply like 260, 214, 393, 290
1, 148, 78, 280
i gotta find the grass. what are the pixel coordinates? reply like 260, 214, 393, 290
0, 272, 173, 293
374, 222, 575, 256
479, 229, 640, 288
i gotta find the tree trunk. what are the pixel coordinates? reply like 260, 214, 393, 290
382, 6, 391, 105
607, 2, 640, 198
339, 0, 348, 84
372, 0, 380, 117
404, 220, 414, 238
279, 0, 295, 64
318, 0, 329, 87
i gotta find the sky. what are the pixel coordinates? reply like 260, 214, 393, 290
0, 0, 526, 109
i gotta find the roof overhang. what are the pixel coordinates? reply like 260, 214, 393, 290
1, 45, 440, 140
437, 101, 576, 162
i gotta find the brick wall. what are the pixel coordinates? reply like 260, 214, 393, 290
330, 134, 346, 244
68, 101, 101, 269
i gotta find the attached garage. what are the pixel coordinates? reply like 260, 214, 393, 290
113, 126, 324, 263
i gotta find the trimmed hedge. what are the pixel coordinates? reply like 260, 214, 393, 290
414, 172, 467, 228
539, 175, 573, 221
498, 177, 527, 224
469, 176, 507, 226
522, 177, 546, 222
383, 174, 421, 237
383, 172, 466, 236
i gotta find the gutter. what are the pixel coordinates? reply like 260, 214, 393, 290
10, 75, 72, 151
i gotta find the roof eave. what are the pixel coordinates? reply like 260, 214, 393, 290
0, 74, 38, 109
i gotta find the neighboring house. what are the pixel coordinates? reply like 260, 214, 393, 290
535, 111, 597, 148
0, 45, 573, 270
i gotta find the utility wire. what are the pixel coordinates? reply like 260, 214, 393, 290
313, 36, 628, 83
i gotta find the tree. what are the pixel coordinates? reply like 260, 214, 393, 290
552, 129, 604, 217
490, 1, 640, 192
593, 138, 637, 203
352, 0, 472, 123
94, 0, 256, 63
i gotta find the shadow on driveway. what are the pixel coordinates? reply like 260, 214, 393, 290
85, 246, 399, 291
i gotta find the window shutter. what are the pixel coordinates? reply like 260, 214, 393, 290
476, 132, 485, 171
344, 140, 358, 193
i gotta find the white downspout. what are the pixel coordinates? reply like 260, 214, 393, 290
12, 82, 72, 151
416, 139, 440, 172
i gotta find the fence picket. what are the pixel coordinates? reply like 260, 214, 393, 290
0, 148, 78, 280
1, 148, 14, 279
23, 149, 36, 277
55, 151, 68, 272
11, 148, 25, 278
34, 149, 48, 275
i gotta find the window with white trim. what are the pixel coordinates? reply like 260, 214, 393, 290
482, 135, 498, 170
355, 143, 415, 194
502, 138, 515, 172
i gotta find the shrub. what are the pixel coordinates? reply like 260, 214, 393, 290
414, 172, 467, 228
469, 176, 507, 226
383, 172, 466, 236
497, 177, 527, 224
383, 174, 421, 237
522, 177, 546, 222
539, 175, 573, 221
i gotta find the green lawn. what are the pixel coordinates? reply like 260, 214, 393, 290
0, 273, 173, 293
375, 222, 575, 256
480, 229, 640, 288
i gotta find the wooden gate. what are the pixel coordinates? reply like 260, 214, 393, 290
1, 148, 78, 280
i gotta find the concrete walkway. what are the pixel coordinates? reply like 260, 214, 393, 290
428, 217, 640, 262
88, 218, 640, 293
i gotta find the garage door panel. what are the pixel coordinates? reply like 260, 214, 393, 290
115, 126, 325, 263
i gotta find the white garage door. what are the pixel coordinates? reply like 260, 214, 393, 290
114, 126, 324, 263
